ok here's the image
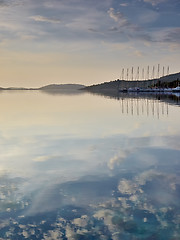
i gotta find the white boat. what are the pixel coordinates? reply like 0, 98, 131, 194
128, 87, 141, 92
164, 88, 172, 92
172, 86, 180, 92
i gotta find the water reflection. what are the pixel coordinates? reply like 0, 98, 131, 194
40, 89, 85, 96
89, 91, 180, 106
0, 91, 180, 239
118, 97, 169, 119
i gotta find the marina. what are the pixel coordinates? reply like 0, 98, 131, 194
120, 87, 180, 93
118, 65, 180, 93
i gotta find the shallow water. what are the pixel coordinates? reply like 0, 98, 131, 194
0, 91, 180, 239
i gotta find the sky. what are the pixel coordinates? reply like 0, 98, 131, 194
0, 0, 180, 87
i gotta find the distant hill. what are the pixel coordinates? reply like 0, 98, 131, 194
38, 84, 85, 95
83, 72, 180, 93
0, 84, 85, 92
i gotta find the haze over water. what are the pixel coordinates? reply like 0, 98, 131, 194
0, 91, 180, 239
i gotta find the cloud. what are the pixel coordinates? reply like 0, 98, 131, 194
88, 28, 99, 33
0, 0, 9, 7
118, 179, 140, 195
134, 49, 144, 57
108, 151, 126, 170
137, 10, 159, 24
135, 169, 164, 185
72, 215, 89, 227
163, 28, 180, 43
25, 186, 63, 216
137, 32, 154, 42
19, 34, 37, 40
119, 3, 129, 7
143, 0, 168, 5
0, 0, 22, 8
108, 26, 119, 32
102, 41, 145, 58
33, 155, 51, 162
107, 7, 153, 44
30, 15, 61, 24
147, 27, 180, 47
108, 8, 130, 27
0, 0, 26, 10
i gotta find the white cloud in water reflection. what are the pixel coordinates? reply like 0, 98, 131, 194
108, 151, 127, 170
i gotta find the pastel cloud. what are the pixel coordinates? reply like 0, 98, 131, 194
30, 15, 61, 24
143, 0, 168, 5
120, 3, 129, 7
108, 8, 130, 27
0, 0, 23, 8
163, 27, 180, 43
33, 155, 51, 162
108, 151, 127, 170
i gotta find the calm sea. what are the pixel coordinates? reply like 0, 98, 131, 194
0, 90, 179, 239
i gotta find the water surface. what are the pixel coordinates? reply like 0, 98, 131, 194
0, 91, 179, 239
